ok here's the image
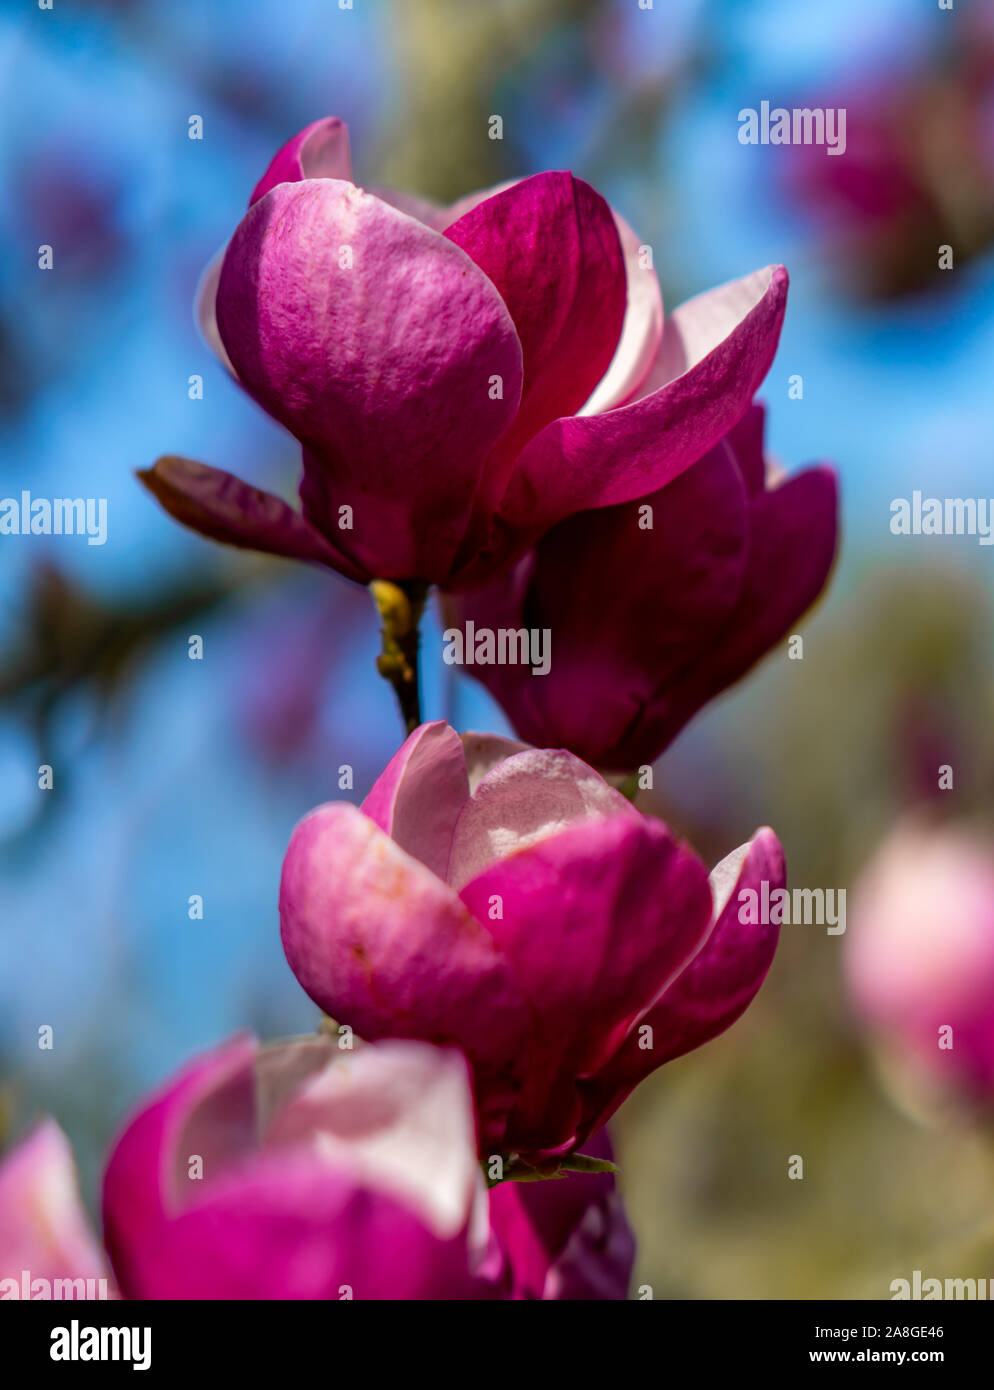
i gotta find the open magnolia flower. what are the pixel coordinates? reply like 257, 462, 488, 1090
0, 1036, 635, 1300
140, 115, 788, 589
280, 721, 786, 1162
446, 403, 838, 769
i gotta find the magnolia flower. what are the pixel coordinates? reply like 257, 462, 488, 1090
0, 1037, 636, 1300
2, 1038, 489, 1300
140, 115, 788, 589
445, 404, 838, 770
280, 721, 785, 1161
845, 821, 994, 1105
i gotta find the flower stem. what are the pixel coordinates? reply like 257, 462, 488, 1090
484, 1152, 621, 1186
369, 579, 429, 736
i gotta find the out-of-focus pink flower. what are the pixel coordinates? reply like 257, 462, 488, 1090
140, 115, 788, 589
486, 1128, 635, 1300
280, 721, 785, 1161
0, 1119, 117, 1298
782, 18, 994, 299
446, 404, 838, 770
0, 1037, 490, 1300
845, 822, 994, 1104
101, 1035, 488, 1299
0, 1039, 638, 1300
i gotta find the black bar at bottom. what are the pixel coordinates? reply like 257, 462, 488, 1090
1, 1297, 985, 1377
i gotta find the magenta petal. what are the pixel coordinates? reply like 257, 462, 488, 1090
361, 721, 469, 879
726, 401, 767, 495
133, 1155, 477, 1300
459, 816, 712, 1150
499, 265, 788, 538
102, 1035, 257, 1296
104, 1035, 490, 1300
580, 829, 785, 1133
445, 172, 626, 467
635, 463, 839, 752
137, 456, 366, 581
198, 119, 353, 380
451, 439, 750, 769
199, 121, 352, 381
461, 816, 712, 1071
250, 116, 353, 204
216, 181, 524, 581
0, 1119, 113, 1293
650, 827, 785, 1056
279, 804, 530, 1143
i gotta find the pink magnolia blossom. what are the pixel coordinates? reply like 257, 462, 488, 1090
139, 115, 788, 589
0, 1037, 635, 1300
280, 721, 785, 1161
845, 822, 994, 1104
2, 1038, 489, 1300
445, 403, 838, 770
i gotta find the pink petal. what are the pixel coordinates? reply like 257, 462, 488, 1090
198, 119, 355, 372
546, 1189, 635, 1300
137, 456, 366, 580
254, 1036, 343, 1133
130, 1154, 479, 1299
459, 816, 713, 1151
0, 1119, 113, 1294
640, 826, 785, 1054
445, 172, 627, 473
580, 211, 665, 415
195, 247, 234, 375
437, 179, 520, 230
634, 463, 839, 752
249, 116, 353, 204
264, 1040, 483, 1240
579, 828, 786, 1133
446, 748, 637, 891
385, 178, 661, 422
279, 804, 530, 1144
216, 180, 524, 581
102, 1035, 257, 1296
498, 264, 788, 539
104, 1034, 492, 1299
459, 729, 530, 793
119, 1156, 478, 1295
449, 439, 750, 769
726, 400, 767, 495
361, 721, 469, 880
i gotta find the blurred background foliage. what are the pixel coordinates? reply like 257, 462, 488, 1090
2, 0, 994, 1297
